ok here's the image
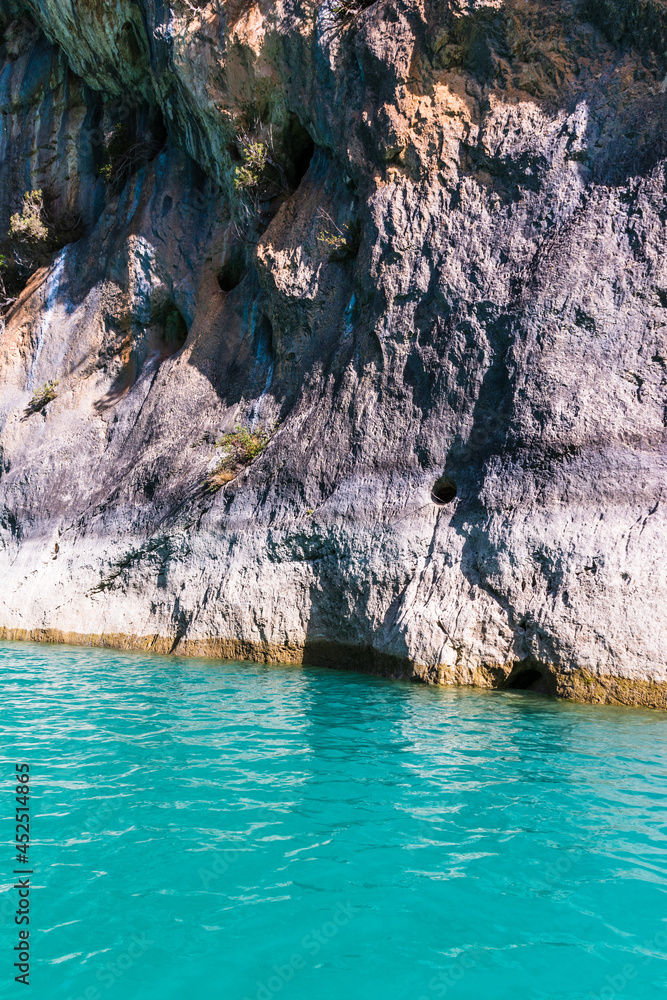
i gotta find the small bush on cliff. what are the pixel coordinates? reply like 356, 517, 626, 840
207, 424, 272, 491
233, 140, 270, 191
7, 190, 50, 275
1, 190, 51, 312
9, 190, 49, 247
317, 210, 361, 261
25, 379, 59, 417
231, 122, 291, 196
0, 190, 82, 315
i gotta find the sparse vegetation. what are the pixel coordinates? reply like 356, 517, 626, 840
99, 122, 163, 189
5, 190, 51, 282
219, 75, 314, 231
230, 120, 292, 204
316, 210, 361, 261
225, 79, 302, 219
0, 190, 82, 314
179, 0, 373, 24
207, 424, 272, 491
25, 379, 59, 416
9, 190, 49, 247
233, 140, 270, 192
175, 0, 255, 25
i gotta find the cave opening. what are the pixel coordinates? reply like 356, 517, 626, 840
218, 245, 247, 292
286, 116, 316, 189
161, 306, 188, 356
431, 476, 457, 505
506, 668, 547, 693
96, 101, 168, 192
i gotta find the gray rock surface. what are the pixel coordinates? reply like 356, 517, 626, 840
0, 0, 666, 706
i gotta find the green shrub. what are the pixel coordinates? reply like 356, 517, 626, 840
9, 190, 49, 246
1, 190, 82, 315
207, 424, 272, 491
175, 0, 210, 13
6, 189, 50, 278
25, 379, 59, 416
316, 211, 361, 261
233, 140, 269, 191
1, 191, 51, 310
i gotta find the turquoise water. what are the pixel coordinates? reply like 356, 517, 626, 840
2, 643, 667, 1000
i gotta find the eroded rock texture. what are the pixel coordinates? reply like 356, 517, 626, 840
0, 0, 666, 706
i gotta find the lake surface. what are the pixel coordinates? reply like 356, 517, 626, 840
2, 641, 667, 1000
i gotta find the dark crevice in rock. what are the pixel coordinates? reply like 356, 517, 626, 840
118, 20, 145, 66
255, 314, 275, 365
505, 665, 554, 696
94, 299, 189, 412
218, 245, 247, 292
152, 302, 189, 358
431, 476, 457, 505
286, 118, 316, 189
96, 102, 168, 192
163, 307, 188, 356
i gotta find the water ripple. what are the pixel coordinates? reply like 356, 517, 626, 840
2, 642, 667, 1000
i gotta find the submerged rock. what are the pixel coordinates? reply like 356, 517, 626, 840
0, 0, 665, 707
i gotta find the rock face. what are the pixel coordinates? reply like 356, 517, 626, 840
0, 0, 666, 707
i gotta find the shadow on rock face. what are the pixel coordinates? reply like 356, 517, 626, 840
94, 302, 189, 412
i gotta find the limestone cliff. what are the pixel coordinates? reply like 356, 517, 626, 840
0, 0, 666, 707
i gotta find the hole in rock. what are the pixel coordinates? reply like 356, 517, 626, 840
143, 473, 159, 501
285, 116, 316, 188
218, 246, 247, 292
162, 195, 173, 215
431, 476, 457, 505
98, 104, 167, 191
506, 668, 547, 693
162, 305, 188, 358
